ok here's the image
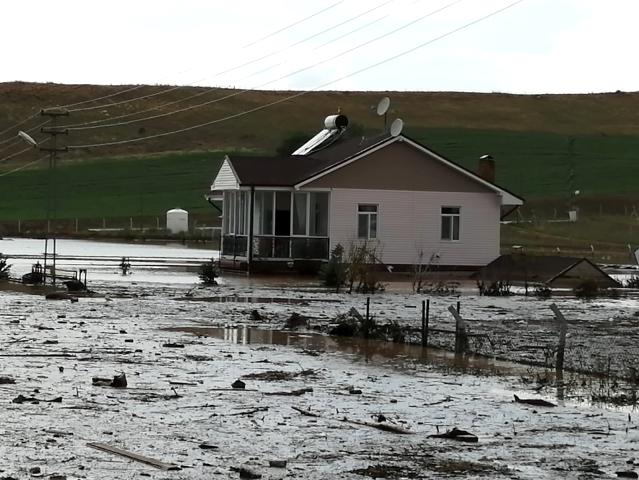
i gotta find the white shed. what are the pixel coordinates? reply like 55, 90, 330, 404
166, 208, 188, 234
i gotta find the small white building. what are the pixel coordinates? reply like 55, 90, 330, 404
210, 116, 523, 273
166, 208, 189, 234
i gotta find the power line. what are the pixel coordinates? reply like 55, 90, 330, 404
67, 0, 526, 150
0, 137, 50, 165
68, 0, 463, 132
65, 0, 397, 117
0, 156, 47, 177
0, 2, 351, 141
243, 0, 345, 48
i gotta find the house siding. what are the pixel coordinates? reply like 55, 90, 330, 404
304, 141, 493, 194
328, 189, 501, 267
212, 158, 239, 191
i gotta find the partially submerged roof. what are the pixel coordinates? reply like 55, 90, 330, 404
477, 254, 620, 288
211, 132, 523, 206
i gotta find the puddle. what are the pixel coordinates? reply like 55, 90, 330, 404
176, 296, 341, 304
168, 326, 526, 374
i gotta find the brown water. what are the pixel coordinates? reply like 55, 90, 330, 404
176, 296, 341, 304
168, 325, 526, 374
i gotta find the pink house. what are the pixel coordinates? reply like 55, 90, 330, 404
210, 115, 523, 273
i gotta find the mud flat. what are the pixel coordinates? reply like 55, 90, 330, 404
0, 279, 638, 479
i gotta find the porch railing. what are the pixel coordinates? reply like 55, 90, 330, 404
222, 235, 329, 260
221, 235, 248, 257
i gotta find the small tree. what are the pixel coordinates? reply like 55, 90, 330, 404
345, 241, 385, 294
199, 259, 220, 285
319, 244, 347, 292
0, 253, 10, 280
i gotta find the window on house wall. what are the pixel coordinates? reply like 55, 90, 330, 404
441, 206, 460, 240
227, 191, 236, 234
357, 204, 378, 239
293, 192, 308, 236
254, 191, 274, 235
237, 191, 248, 235
309, 192, 328, 236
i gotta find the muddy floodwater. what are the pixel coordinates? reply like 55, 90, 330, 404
1, 239, 639, 479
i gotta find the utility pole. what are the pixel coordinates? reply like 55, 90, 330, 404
40, 107, 68, 286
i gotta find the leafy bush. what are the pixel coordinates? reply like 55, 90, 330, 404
477, 279, 511, 296
0, 253, 10, 280
345, 242, 385, 294
534, 284, 552, 298
198, 259, 220, 285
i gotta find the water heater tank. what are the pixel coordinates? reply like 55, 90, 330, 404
324, 114, 348, 130
166, 208, 188, 234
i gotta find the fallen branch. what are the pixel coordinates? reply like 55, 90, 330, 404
264, 387, 313, 396
291, 406, 320, 417
86, 442, 180, 471
341, 417, 414, 435
514, 394, 556, 407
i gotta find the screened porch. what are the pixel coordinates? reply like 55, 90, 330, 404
221, 190, 330, 261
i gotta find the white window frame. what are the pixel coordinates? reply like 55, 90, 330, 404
357, 204, 378, 240
441, 206, 460, 241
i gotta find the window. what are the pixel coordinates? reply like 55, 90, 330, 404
254, 191, 274, 235
309, 192, 328, 237
293, 192, 308, 235
441, 206, 460, 240
358, 204, 377, 239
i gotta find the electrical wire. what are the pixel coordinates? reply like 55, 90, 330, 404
243, 0, 345, 48
0, 156, 47, 177
67, 0, 526, 150
65, 0, 396, 116
0, 2, 350, 140
68, 0, 463, 132
0, 137, 50, 165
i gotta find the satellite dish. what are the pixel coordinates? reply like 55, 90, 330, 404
376, 97, 390, 116
389, 118, 404, 137
18, 130, 37, 147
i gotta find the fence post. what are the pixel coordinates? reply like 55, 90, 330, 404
421, 299, 430, 347
550, 303, 567, 376
366, 297, 370, 323
449, 304, 467, 354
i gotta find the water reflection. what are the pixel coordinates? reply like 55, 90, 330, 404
172, 326, 524, 374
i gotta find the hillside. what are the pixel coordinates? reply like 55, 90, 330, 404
2, 82, 639, 159
2, 82, 639, 246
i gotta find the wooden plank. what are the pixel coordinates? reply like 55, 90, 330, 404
86, 442, 180, 471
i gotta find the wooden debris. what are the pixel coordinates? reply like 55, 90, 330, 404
162, 342, 185, 348
0, 376, 16, 384
92, 373, 127, 388
231, 379, 246, 389
86, 442, 180, 471
341, 417, 414, 435
269, 460, 287, 468
264, 387, 313, 396
617, 472, 639, 479
291, 406, 320, 417
12, 394, 62, 404
429, 427, 478, 443
230, 466, 262, 479
198, 443, 219, 450
514, 394, 556, 408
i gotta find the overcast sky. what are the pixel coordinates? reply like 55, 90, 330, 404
2, 0, 638, 94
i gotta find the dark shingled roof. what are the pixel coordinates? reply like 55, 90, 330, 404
476, 254, 620, 287
227, 133, 392, 187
